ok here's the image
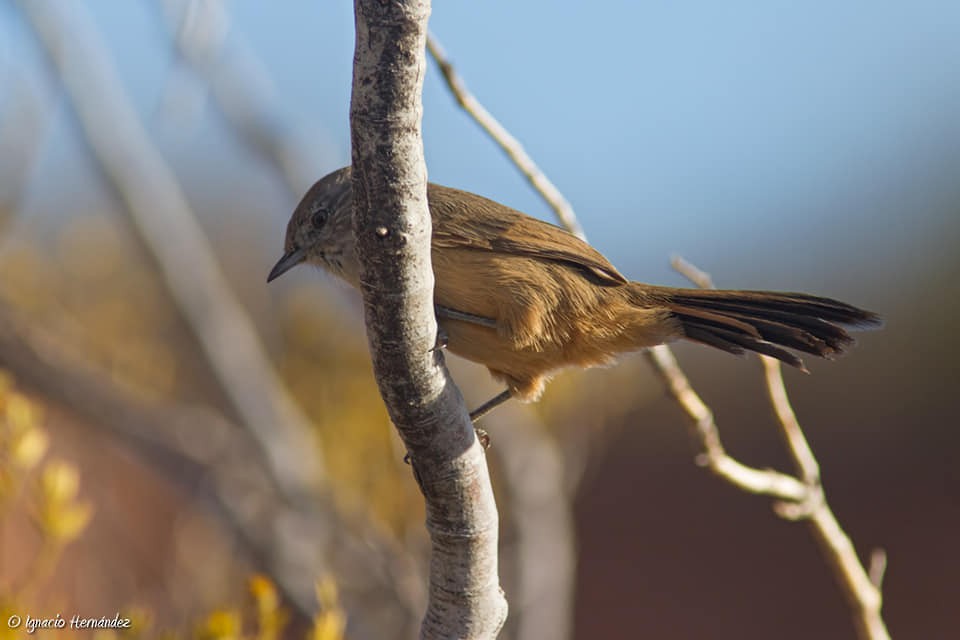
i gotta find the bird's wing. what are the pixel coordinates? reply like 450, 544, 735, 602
428, 184, 627, 286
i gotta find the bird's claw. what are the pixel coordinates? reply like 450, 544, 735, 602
475, 427, 491, 450
430, 326, 449, 352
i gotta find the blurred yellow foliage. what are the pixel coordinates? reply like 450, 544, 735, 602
195, 609, 243, 640
8, 422, 47, 471
189, 575, 346, 640
0, 374, 347, 640
38, 459, 93, 543
311, 576, 346, 640
1, 384, 49, 480
248, 574, 287, 640
0, 374, 95, 634
1, 383, 53, 507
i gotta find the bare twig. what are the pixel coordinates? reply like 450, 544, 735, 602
762, 356, 821, 487
670, 257, 888, 640
426, 34, 585, 240
662, 257, 816, 496
350, 3, 506, 638
868, 548, 888, 589
670, 254, 715, 289
16, 0, 324, 498
642, 346, 809, 500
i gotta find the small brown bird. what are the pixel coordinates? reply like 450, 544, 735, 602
269, 166, 880, 420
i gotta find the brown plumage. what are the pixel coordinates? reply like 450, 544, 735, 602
269, 166, 880, 417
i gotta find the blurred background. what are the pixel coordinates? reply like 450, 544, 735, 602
0, 1, 958, 638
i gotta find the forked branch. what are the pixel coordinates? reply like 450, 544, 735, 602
661, 255, 888, 640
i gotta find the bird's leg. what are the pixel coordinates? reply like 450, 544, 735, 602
431, 324, 449, 352
470, 389, 513, 422
433, 305, 504, 448
435, 304, 498, 328
469, 388, 513, 449
403, 388, 510, 462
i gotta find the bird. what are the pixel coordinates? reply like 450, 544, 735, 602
269, 166, 881, 421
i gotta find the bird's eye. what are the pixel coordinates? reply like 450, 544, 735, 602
311, 206, 328, 227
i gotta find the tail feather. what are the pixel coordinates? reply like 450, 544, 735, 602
669, 290, 880, 326
667, 304, 762, 339
683, 325, 807, 371
657, 288, 881, 370
711, 307, 852, 353
681, 308, 831, 357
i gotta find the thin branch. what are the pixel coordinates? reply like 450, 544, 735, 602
16, 0, 324, 498
670, 254, 715, 289
426, 34, 585, 240
350, 3, 506, 638
670, 257, 888, 640
642, 346, 808, 500
762, 356, 821, 487
809, 507, 887, 640
663, 257, 815, 496
868, 548, 888, 589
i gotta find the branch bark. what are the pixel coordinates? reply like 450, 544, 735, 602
349, 2, 507, 638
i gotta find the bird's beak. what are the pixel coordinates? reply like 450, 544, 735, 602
267, 247, 307, 283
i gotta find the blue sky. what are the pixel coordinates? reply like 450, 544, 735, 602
3, 1, 959, 296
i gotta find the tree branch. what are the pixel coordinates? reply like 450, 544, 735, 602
669, 256, 889, 640
349, 2, 506, 638
642, 345, 808, 499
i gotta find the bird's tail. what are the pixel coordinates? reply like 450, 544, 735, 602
647, 287, 881, 371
